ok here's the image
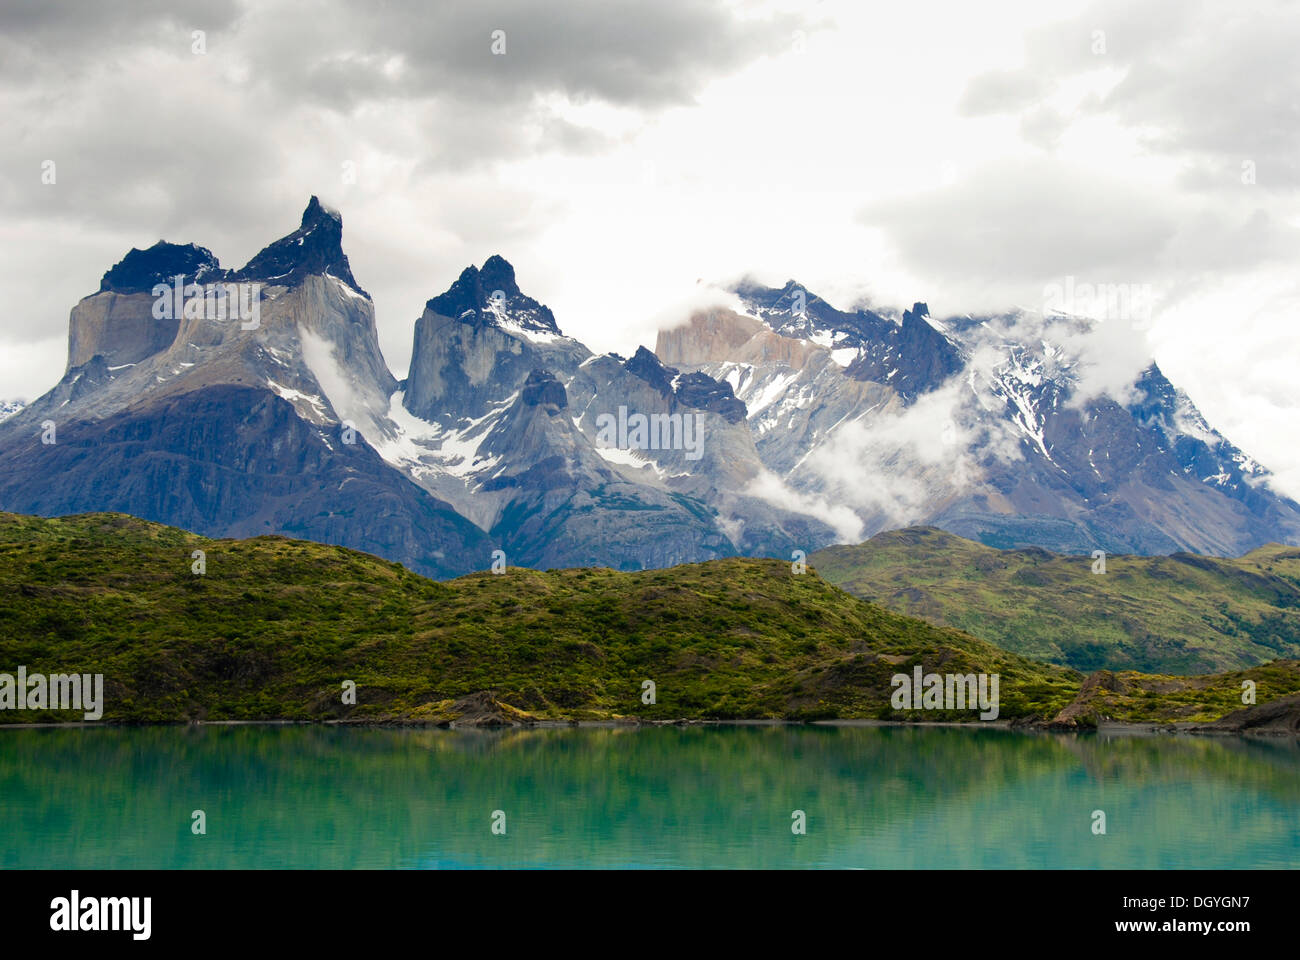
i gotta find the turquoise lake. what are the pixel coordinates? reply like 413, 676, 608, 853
1, 725, 1297, 869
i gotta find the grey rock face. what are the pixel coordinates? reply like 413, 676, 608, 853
472, 369, 737, 570
520, 369, 568, 408
403, 258, 589, 425
565, 343, 838, 558
0, 385, 490, 578
0, 199, 485, 577
66, 292, 180, 371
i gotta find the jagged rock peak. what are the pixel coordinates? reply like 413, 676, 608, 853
623, 346, 747, 423
98, 241, 223, 295
301, 194, 342, 227
732, 276, 867, 340
675, 371, 747, 423
624, 345, 677, 394
425, 255, 559, 333
520, 368, 567, 408
229, 196, 367, 296
479, 254, 521, 297
903, 302, 930, 323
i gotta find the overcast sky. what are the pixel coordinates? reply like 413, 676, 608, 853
2, 0, 1298, 494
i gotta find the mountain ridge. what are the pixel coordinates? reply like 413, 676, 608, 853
1, 196, 1297, 577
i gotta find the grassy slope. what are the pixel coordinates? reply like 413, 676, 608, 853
0, 512, 1080, 724
3, 513, 1298, 727
813, 526, 1300, 674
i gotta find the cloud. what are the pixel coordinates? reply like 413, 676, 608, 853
0, 0, 241, 76
970, 310, 1155, 410
859, 158, 1179, 307
959, 0, 1300, 191
235, 0, 799, 112
0, 0, 796, 111
742, 469, 864, 543
957, 68, 1047, 117
784, 307, 1165, 536
0, 0, 800, 229
796, 381, 1022, 531
648, 283, 748, 335
0, 336, 65, 403
859, 156, 1300, 317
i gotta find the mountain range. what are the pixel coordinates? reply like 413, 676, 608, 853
1, 196, 1297, 576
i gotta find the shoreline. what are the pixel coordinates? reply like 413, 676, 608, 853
1, 716, 1295, 738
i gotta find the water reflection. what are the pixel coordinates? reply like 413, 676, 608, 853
0, 725, 1296, 868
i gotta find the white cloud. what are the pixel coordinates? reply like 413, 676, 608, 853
742, 468, 864, 543
799, 381, 1020, 528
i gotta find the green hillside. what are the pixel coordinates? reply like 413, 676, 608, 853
3, 512, 1298, 728
812, 526, 1300, 674
0, 512, 1080, 724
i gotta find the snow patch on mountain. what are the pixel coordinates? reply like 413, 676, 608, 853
332, 276, 369, 302
483, 296, 567, 343
266, 379, 328, 420
594, 444, 663, 475
372, 390, 507, 483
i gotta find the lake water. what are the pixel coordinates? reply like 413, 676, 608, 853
1, 725, 1297, 869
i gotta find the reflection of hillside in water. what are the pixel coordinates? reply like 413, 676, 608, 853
0, 725, 1296, 869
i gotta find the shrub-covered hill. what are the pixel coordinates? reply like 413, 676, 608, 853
0, 512, 1082, 723
813, 526, 1300, 674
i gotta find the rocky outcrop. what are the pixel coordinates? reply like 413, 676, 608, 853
424, 691, 539, 727
844, 302, 963, 395
97, 241, 223, 295
65, 291, 180, 372
1047, 671, 1125, 729
734, 280, 964, 401
69, 240, 219, 370
1202, 693, 1300, 735
567, 342, 838, 558
425, 254, 558, 333
472, 365, 738, 570
520, 368, 568, 408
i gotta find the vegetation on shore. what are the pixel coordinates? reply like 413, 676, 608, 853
1, 512, 1297, 727
813, 526, 1300, 674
